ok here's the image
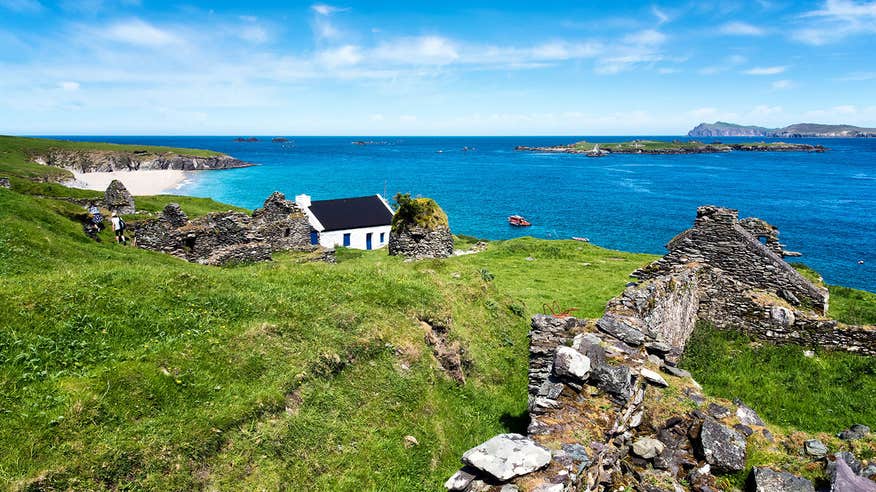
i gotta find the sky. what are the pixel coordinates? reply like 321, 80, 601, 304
1, 0, 875, 135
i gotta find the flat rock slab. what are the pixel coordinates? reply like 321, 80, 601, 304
461, 433, 552, 482
698, 418, 746, 472
751, 467, 815, 492
553, 346, 591, 381
632, 437, 665, 459
639, 368, 669, 387
596, 315, 645, 346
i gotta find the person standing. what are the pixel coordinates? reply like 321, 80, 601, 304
110, 212, 127, 245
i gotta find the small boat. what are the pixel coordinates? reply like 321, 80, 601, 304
572, 236, 590, 242
508, 215, 532, 227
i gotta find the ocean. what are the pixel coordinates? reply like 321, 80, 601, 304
56, 135, 876, 293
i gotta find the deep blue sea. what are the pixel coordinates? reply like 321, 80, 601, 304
55, 136, 876, 293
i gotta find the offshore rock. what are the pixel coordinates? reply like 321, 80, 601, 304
460, 433, 551, 482
104, 179, 135, 215
749, 467, 815, 492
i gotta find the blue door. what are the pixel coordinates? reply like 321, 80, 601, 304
310, 231, 319, 245
343, 233, 351, 247
366, 232, 373, 250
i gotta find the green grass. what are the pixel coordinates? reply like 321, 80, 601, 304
681, 324, 876, 433
829, 285, 876, 325
0, 183, 651, 490
2, 135, 874, 490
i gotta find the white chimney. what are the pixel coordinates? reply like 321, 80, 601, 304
295, 194, 311, 208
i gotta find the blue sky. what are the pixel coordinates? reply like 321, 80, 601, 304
1, 0, 874, 135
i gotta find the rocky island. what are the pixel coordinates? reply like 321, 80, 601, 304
515, 139, 825, 155
689, 121, 876, 138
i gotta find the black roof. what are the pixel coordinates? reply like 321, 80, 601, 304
308, 195, 394, 231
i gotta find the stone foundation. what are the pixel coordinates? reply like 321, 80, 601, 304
388, 225, 454, 259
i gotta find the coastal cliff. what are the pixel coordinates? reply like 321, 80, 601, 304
33, 149, 253, 173
689, 121, 876, 138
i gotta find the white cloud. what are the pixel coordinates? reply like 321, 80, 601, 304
58, 81, 80, 91
744, 65, 788, 75
719, 21, 765, 36
652, 6, 670, 24
311, 3, 348, 16
771, 79, 794, 89
0, 0, 43, 13
838, 71, 876, 81
317, 44, 362, 67
623, 29, 667, 45
239, 25, 269, 44
103, 19, 181, 47
374, 36, 459, 65
793, 0, 876, 44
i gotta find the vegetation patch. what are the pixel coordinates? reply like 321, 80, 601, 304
391, 193, 449, 231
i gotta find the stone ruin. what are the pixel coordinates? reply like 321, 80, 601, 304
445, 205, 875, 491
104, 179, 135, 215
133, 192, 332, 266
388, 196, 454, 259
0, 177, 10, 189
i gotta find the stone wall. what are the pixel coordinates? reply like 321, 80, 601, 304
388, 225, 454, 259
636, 206, 828, 314
104, 179, 135, 215
133, 192, 326, 266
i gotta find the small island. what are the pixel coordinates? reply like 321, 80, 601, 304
515, 139, 826, 155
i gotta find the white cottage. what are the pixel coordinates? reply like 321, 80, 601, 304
295, 194, 394, 250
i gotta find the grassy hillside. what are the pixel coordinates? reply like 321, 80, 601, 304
1, 136, 874, 490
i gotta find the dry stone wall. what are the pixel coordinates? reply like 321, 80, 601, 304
133, 192, 325, 266
388, 225, 454, 259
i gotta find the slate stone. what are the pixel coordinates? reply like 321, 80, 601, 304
749, 467, 815, 492
461, 433, 551, 482
734, 400, 766, 426
697, 418, 746, 472
830, 456, 876, 492
640, 368, 669, 387
803, 439, 827, 458
661, 364, 691, 379
590, 363, 632, 403
838, 424, 870, 441
707, 403, 731, 419
632, 438, 665, 459
597, 315, 646, 346
444, 467, 477, 491
553, 346, 591, 381
734, 424, 754, 437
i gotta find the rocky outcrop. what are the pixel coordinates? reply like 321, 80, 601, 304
104, 179, 135, 214
33, 150, 253, 173
133, 192, 327, 266
749, 467, 815, 492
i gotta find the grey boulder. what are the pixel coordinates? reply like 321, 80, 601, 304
632, 437, 665, 459
697, 418, 746, 472
553, 346, 591, 381
831, 456, 876, 492
803, 439, 827, 458
461, 433, 551, 482
749, 467, 814, 492
838, 424, 870, 441
735, 400, 766, 426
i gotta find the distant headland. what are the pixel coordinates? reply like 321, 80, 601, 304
689, 122, 876, 138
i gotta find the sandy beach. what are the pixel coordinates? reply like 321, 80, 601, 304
68, 170, 191, 195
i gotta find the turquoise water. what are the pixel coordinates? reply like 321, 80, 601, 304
57, 136, 876, 292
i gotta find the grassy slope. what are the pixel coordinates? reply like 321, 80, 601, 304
0, 185, 653, 489
1, 136, 874, 490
